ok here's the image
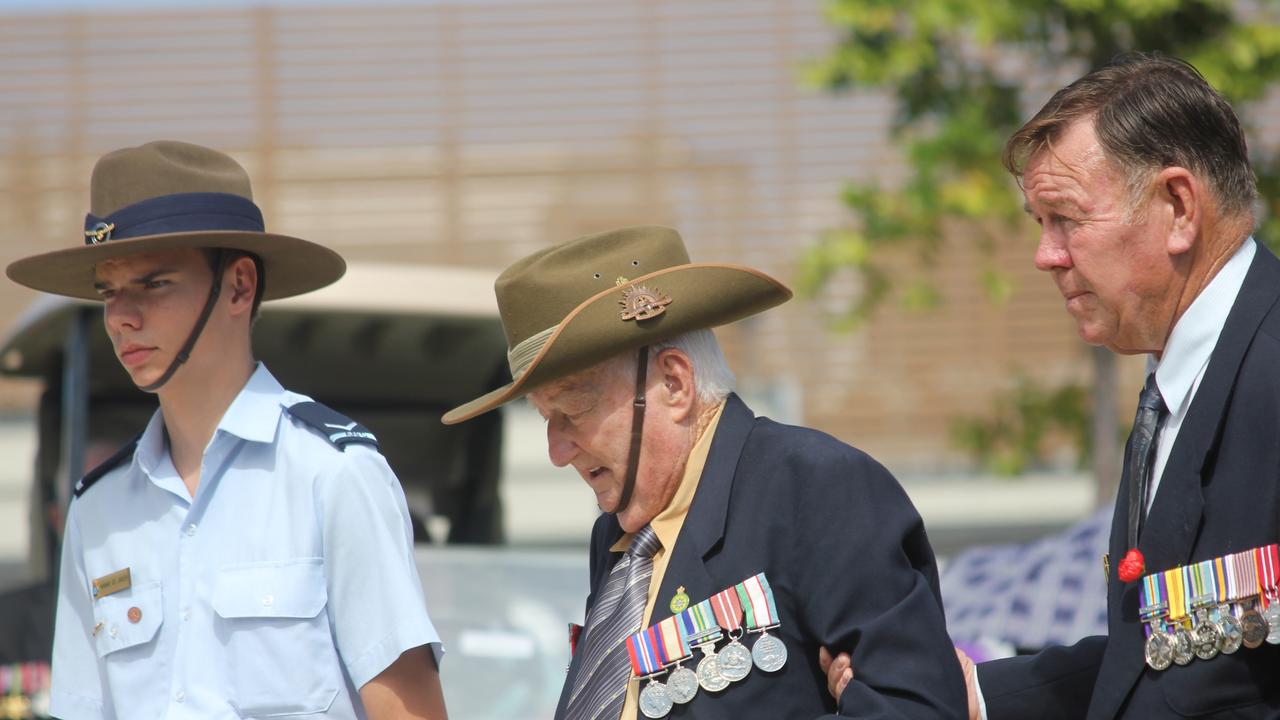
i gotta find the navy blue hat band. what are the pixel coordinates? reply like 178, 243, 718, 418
83, 192, 264, 246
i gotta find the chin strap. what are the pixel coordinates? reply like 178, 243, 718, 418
137, 250, 227, 394
614, 344, 649, 515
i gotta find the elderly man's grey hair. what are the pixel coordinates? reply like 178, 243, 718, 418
612, 328, 736, 405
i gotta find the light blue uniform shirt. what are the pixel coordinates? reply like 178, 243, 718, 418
50, 364, 442, 719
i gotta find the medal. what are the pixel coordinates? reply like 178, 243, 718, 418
736, 573, 788, 673
1258, 544, 1280, 645
1140, 572, 1171, 671
639, 680, 673, 719
1165, 567, 1195, 666
1213, 555, 1242, 654
679, 600, 728, 693
655, 616, 697, 705
710, 584, 752, 683
1233, 548, 1267, 649
627, 623, 675, 718
670, 586, 691, 615
1188, 562, 1220, 661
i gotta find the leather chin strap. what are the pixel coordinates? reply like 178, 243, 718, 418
614, 344, 649, 515
137, 250, 227, 394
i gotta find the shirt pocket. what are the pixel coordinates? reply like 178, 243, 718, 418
93, 580, 163, 658
212, 558, 341, 718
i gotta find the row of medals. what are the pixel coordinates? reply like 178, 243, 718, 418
1144, 595, 1280, 671
638, 626, 787, 719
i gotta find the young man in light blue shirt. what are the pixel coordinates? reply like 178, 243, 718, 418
8, 141, 448, 719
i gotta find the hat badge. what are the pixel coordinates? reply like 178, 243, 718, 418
84, 221, 115, 245
619, 283, 672, 321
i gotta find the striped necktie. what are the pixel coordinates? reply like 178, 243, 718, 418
563, 524, 662, 720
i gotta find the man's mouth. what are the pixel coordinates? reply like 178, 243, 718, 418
119, 344, 156, 367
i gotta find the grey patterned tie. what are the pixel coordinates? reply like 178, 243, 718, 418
564, 524, 662, 720
1126, 373, 1167, 544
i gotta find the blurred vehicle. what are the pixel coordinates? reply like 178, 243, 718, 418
0, 262, 586, 719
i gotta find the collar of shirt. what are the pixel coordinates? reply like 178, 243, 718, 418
1153, 237, 1255, 417
134, 363, 286, 481
611, 400, 727, 555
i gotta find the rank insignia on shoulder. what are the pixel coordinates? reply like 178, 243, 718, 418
286, 401, 379, 451
74, 435, 140, 498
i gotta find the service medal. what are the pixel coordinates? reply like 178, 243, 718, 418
666, 664, 699, 705
1240, 608, 1268, 649
1171, 627, 1195, 666
639, 679, 674, 719
1144, 628, 1173, 671
1216, 611, 1243, 654
751, 631, 788, 672
709, 585, 752, 683
1264, 602, 1280, 645
1191, 618, 1220, 661
695, 651, 729, 693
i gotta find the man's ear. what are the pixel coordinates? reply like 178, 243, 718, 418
1156, 166, 1201, 256
225, 255, 259, 318
654, 348, 696, 423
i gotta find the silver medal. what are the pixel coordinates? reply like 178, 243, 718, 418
1144, 629, 1173, 671
1192, 619, 1220, 661
751, 631, 788, 672
666, 665, 698, 705
717, 638, 753, 682
1216, 612, 1243, 654
1171, 627, 1194, 666
695, 650, 730, 692
639, 679, 673, 719
1265, 602, 1280, 645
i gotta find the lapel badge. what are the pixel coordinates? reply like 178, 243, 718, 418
91, 567, 131, 600
84, 221, 115, 244
669, 586, 691, 614
1102, 553, 1111, 584
619, 284, 673, 321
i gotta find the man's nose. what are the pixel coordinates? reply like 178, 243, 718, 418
103, 296, 142, 334
1033, 228, 1071, 272
546, 418, 577, 468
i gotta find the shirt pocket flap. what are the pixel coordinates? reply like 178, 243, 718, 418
212, 558, 328, 620
94, 581, 163, 658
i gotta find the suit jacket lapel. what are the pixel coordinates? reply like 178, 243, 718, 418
654, 393, 754, 618
1092, 242, 1280, 719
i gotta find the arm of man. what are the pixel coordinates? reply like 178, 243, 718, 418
975, 635, 1105, 720
360, 645, 448, 720
777, 438, 968, 719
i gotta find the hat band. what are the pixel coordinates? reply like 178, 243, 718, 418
507, 324, 557, 380
83, 192, 265, 245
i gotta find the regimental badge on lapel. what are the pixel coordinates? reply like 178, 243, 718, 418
619, 284, 672, 321
670, 586, 691, 614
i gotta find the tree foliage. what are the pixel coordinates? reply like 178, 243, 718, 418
800, 0, 1280, 328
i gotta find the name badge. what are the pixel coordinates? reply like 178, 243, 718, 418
92, 568, 131, 600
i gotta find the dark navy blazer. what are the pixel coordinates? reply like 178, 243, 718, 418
555, 394, 966, 719
979, 241, 1280, 719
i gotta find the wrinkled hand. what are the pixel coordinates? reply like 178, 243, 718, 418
818, 646, 853, 702
955, 647, 980, 720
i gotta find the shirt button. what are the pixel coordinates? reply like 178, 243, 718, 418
175, 690, 186, 703
182, 607, 191, 621
262, 594, 274, 607
108, 626, 118, 638
185, 524, 197, 537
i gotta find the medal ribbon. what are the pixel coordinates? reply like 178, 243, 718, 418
627, 625, 670, 677
678, 600, 722, 647
1140, 572, 1164, 638
1257, 544, 1279, 608
1240, 548, 1260, 602
735, 572, 780, 629
1197, 559, 1218, 608
1165, 567, 1187, 624
1214, 556, 1229, 604
710, 584, 744, 633
656, 615, 690, 664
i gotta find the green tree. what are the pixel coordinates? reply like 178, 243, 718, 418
801, 0, 1280, 500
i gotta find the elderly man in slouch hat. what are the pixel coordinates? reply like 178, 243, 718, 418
823, 53, 1280, 720
442, 226, 965, 719
11, 141, 447, 719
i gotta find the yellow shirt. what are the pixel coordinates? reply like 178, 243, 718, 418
610, 401, 725, 720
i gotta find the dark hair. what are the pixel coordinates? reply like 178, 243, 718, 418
1004, 53, 1256, 219
203, 248, 266, 321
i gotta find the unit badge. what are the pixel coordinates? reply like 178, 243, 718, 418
619, 284, 672, 321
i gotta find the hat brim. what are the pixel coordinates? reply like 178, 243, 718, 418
6, 230, 346, 301
441, 263, 790, 425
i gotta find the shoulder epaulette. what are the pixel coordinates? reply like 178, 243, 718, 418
74, 435, 140, 498
284, 401, 379, 451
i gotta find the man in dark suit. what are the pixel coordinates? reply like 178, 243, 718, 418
824, 53, 1280, 718
442, 226, 966, 719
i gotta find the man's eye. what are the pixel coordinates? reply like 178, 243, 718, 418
97, 289, 116, 300
145, 279, 170, 289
